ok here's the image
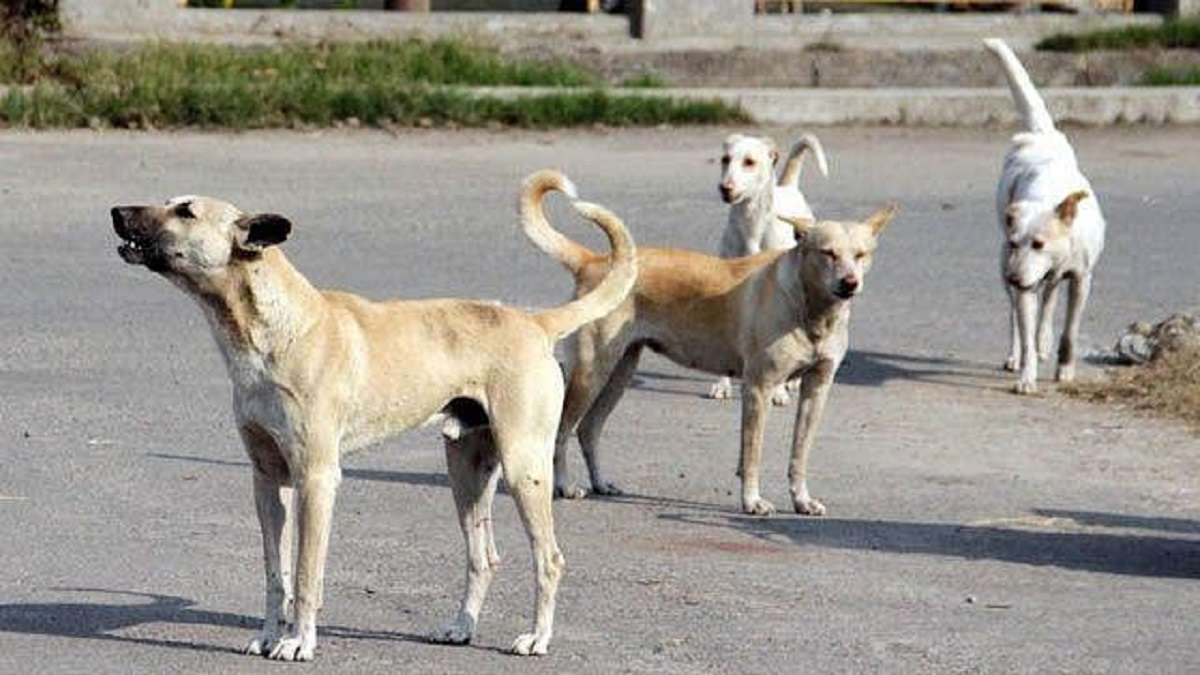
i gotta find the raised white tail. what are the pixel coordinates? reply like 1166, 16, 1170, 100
983, 38, 1056, 134
778, 133, 829, 189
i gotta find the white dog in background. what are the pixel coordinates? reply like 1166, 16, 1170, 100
711, 133, 829, 403
985, 38, 1106, 394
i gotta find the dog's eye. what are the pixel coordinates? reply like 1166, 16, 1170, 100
821, 249, 837, 260
174, 202, 196, 219
855, 251, 867, 261
1031, 239, 1045, 250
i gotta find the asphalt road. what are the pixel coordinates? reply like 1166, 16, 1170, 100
1, 127, 1198, 674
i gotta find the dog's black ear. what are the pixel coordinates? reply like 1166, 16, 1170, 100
1054, 190, 1089, 227
235, 213, 292, 250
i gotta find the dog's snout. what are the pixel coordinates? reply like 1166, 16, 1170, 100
1005, 274, 1021, 287
111, 206, 132, 237
837, 278, 860, 297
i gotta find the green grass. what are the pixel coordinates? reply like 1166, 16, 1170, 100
1140, 65, 1200, 86
1036, 19, 1200, 52
620, 72, 668, 88
0, 39, 745, 128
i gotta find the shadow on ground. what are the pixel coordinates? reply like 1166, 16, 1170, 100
659, 511, 1200, 579
149, 453, 448, 488
0, 589, 426, 655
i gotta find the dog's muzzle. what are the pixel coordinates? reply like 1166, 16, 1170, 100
833, 278, 860, 300
112, 206, 152, 267
719, 185, 738, 204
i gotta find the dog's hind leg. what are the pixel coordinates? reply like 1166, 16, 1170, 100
268, 442, 340, 662
1037, 281, 1060, 362
577, 343, 643, 496
788, 359, 837, 516
431, 425, 502, 646
1056, 273, 1091, 383
492, 375, 565, 656
555, 323, 631, 499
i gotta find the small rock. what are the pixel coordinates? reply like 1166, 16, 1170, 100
965, 595, 977, 604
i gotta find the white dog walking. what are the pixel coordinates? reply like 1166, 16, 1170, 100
985, 38, 1106, 394
711, 133, 829, 403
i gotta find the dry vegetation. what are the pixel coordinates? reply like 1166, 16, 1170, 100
1063, 347, 1200, 432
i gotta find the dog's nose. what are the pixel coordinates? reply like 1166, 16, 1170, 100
840, 278, 860, 293
1006, 274, 1021, 287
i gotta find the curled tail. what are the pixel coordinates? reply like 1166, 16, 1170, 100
983, 38, 1056, 134
519, 169, 638, 341
778, 133, 829, 188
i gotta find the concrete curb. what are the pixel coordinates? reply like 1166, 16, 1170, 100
478, 86, 1200, 126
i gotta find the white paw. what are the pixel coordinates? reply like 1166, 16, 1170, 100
1002, 356, 1018, 372
591, 480, 624, 497
1056, 363, 1075, 383
554, 483, 588, 500
770, 385, 791, 407
742, 497, 776, 517
266, 632, 316, 662
511, 630, 551, 656
1013, 379, 1038, 395
785, 379, 800, 395
429, 614, 475, 645
793, 496, 826, 516
244, 634, 277, 656
707, 379, 734, 400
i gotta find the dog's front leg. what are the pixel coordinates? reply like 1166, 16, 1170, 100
1037, 281, 1061, 361
788, 360, 836, 516
738, 383, 775, 516
1004, 286, 1020, 371
1013, 289, 1039, 394
245, 472, 294, 656
268, 460, 341, 662
1056, 273, 1091, 383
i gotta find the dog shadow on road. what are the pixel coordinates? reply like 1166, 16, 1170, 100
658, 511, 1200, 580
0, 588, 426, 655
148, 452, 449, 488
629, 350, 1000, 399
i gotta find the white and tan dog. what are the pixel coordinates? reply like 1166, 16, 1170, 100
712, 133, 829, 403
522, 170, 895, 514
985, 38, 1106, 394
111, 192, 636, 660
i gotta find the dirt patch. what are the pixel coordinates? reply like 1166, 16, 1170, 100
1066, 313, 1200, 432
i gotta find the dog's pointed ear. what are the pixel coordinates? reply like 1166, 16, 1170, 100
864, 203, 899, 236
764, 137, 780, 166
1054, 190, 1089, 227
234, 213, 292, 251
780, 214, 814, 247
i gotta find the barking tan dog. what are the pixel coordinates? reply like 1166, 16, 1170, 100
110, 193, 636, 660
522, 170, 896, 514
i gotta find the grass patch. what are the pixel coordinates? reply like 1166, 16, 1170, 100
621, 72, 668, 88
0, 39, 746, 128
1062, 347, 1200, 432
1140, 65, 1200, 86
1037, 19, 1200, 52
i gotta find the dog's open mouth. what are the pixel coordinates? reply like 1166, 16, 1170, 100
116, 238, 147, 265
